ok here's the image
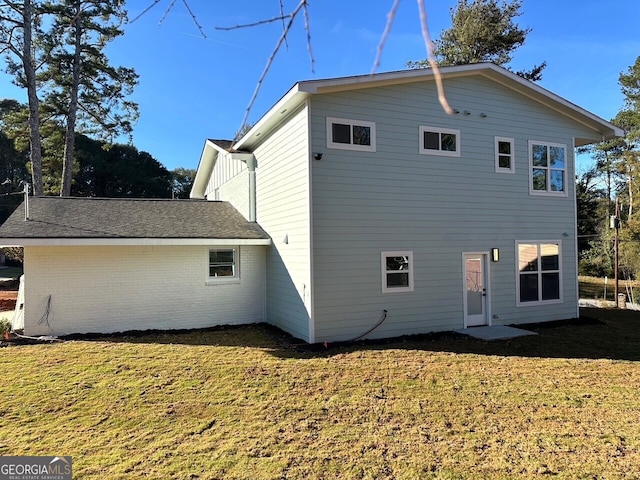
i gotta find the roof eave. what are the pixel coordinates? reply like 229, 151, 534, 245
190, 140, 220, 199
234, 84, 311, 150
2, 237, 272, 247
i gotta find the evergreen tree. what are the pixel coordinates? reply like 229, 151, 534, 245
581, 56, 640, 278
407, 0, 546, 81
0, 0, 45, 194
42, 0, 138, 196
171, 167, 197, 199
73, 134, 171, 198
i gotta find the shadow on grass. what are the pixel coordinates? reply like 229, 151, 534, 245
56, 307, 640, 363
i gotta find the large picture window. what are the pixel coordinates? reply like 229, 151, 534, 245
529, 141, 567, 194
381, 251, 414, 293
326, 117, 376, 152
419, 126, 460, 157
517, 242, 562, 305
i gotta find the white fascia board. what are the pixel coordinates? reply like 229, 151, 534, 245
2, 238, 271, 247
234, 85, 309, 150
190, 140, 220, 199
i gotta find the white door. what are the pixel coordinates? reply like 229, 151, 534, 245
464, 254, 489, 327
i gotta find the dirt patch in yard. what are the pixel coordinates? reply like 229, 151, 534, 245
0, 290, 17, 312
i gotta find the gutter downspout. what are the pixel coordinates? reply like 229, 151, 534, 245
247, 155, 256, 222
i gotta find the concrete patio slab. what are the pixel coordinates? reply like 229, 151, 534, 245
454, 325, 538, 341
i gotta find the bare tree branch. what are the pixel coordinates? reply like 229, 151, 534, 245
158, 0, 178, 26
180, 0, 206, 38
371, 0, 401, 74
417, 0, 453, 114
279, 0, 288, 50
302, 0, 314, 73
236, 0, 308, 141
215, 14, 292, 31
129, 0, 162, 24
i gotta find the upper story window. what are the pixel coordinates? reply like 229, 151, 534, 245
326, 117, 376, 152
517, 242, 562, 305
381, 251, 414, 293
495, 136, 515, 173
419, 126, 460, 157
208, 248, 239, 284
529, 141, 567, 195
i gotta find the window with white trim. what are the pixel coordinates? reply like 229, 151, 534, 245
529, 141, 567, 194
419, 126, 460, 157
326, 117, 376, 152
517, 242, 562, 305
495, 136, 515, 173
381, 251, 414, 293
208, 248, 238, 282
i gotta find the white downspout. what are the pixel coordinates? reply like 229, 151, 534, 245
247, 155, 256, 222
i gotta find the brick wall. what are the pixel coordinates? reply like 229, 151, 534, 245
23, 244, 266, 336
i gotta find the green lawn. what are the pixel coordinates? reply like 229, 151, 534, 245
579, 275, 638, 303
1, 309, 640, 479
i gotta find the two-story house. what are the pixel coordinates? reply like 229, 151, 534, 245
0, 63, 622, 342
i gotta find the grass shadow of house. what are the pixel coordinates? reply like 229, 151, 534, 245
61, 307, 640, 363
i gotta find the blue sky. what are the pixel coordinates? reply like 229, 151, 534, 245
1, 0, 639, 173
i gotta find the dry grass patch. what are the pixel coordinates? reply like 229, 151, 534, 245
1, 315, 640, 479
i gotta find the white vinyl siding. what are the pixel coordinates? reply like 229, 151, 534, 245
205, 151, 247, 199
254, 105, 313, 342
309, 74, 587, 342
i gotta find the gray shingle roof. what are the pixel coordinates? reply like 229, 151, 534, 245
0, 197, 270, 240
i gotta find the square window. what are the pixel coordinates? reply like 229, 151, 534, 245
498, 156, 511, 168
441, 133, 457, 151
208, 248, 238, 282
381, 251, 414, 293
352, 125, 371, 146
332, 123, 351, 144
423, 131, 439, 150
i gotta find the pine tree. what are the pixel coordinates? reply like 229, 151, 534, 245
407, 0, 546, 81
0, 0, 45, 194
42, 0, 138, 196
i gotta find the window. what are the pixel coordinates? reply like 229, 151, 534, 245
529, 141, 567, 194
381, 251, 414, 293
419, 126, 460, 157
326, 117, 376, 152
208, 248, 238, 282
495, 136, 515, 173
517, 242, 561, 305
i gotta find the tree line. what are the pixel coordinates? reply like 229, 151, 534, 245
578, 55, 640, 279
0, 97, 195, 221
0, 1, 195, 222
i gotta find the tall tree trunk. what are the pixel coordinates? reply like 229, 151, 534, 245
60, 0, 81, 197
22, 0, 43, 196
